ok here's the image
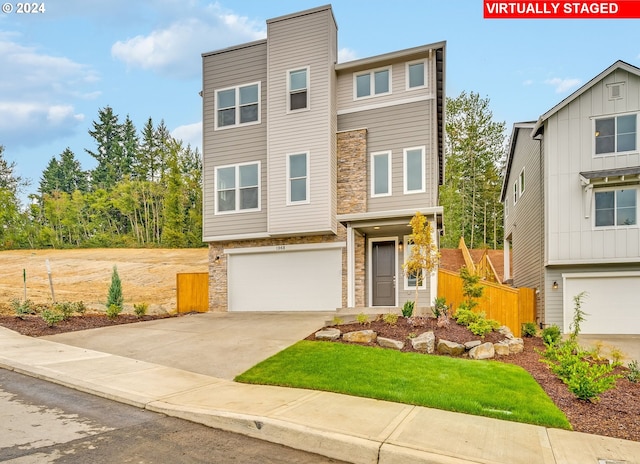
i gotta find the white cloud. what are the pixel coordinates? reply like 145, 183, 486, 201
522, 79, 534, 86
544, 77, 582, 93
0, 102, 84, 145
171, 121, 202, 150
111, 4, 265, 78
338, 47, 358, 63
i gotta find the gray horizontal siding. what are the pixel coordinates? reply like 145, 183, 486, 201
337, 100, 437, 212
202, 41, 268, 240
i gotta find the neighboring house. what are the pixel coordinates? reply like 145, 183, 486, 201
202, 5, 445, 312
502, 60, 640, 334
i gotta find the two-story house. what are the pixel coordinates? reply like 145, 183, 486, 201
202, 5, 445, 312
502, 60, 640, 334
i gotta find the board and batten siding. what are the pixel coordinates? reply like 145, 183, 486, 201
337, 100, 437, 211
266, 7, 337, 236
545, 69, 640, 264
202, 41, 268, 240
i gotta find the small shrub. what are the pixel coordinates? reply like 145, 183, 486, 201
563, 358, 621, 402
73, 301, 87, 315
356, 312, 369, 325
431, 297, 449, 318
332, 316, 344, 325
454, 308, 480, 326
468, 317, 500, 337
382, 312, 399, 325
627, 360, 640, 383
402, 301, 414, 318
522, 321, 537, 337
407, 332, 417, 339
541, 325, 561, 346
133, 302, 148, 317
54, 302, 75, 320
608, 347, 625, 366
106, 304, 122, 319
41, 309, 64, 327
12, 299, 35, 318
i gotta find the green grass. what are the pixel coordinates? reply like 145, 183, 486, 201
235, 341, 571, 430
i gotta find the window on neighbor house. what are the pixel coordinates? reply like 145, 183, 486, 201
216, 82, 260, 129
404, 146, 425, 194
513, 182, 518, 205
355, 67, 391, 99
287, 152, 309, 204
407, 61, 426, 89
288, 68, 308, 111
215, 162, 260, 213
595, 114, 637, 155
519, 168, 525, 195
595, 188, 637, 227
404, 237, 426, 290
371, 151, 391, 197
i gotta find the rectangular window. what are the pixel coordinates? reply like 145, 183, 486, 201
513, 182, 518, 205
371, 151, 391, 197
403, 146, 425, 194
215, 162, 260, 214
287, 152, 309, 204
404, 236, 426, 290
519, 168, 525, 195
354, 67, 391, 99
595, 114, 637, 154
595, 188, 636, 227
288, 68, 308, 111
407, 61, 426, 89
215, 82, 260, 129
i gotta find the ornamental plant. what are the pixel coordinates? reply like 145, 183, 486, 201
106, 265, 124, 312
402, 212, 440, 310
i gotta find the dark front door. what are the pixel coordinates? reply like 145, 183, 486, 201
372, 241, 395, 306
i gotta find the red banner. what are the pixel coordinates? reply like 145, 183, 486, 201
484, 1, 640, 18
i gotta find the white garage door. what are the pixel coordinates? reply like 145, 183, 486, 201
227, 246, 342, 311
563, 272, 640, 334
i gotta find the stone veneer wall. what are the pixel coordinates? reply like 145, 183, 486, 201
337, 129, 367, 215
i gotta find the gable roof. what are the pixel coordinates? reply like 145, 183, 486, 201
500, 122, 536, 202
532, 60, 640, 137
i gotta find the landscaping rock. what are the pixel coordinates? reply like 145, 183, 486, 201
508, 338, 524, 354
411, 331, 435, 353
342, 329, 377, 343
469, 342, 495, 360
498, 326, 514, 339
437, 339, 465, 356
378, 337, 404, 350
464, 340, 482, 350
493, 341, 511, 356
315, 328, 341, 341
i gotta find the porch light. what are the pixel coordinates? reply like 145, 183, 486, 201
552, 281, 558, 289
399, 241, 403, 252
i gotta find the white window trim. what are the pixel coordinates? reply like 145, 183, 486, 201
353, 66, 392, 101
286, 66, 310, 114
403, 235, 427, 290
504, 198, 509, 217
367, 237, 398, 307
371, 150, 392, 198
592, 186, 638, 229
214, 81, 261, 130
403, 146, 426, 194
214, 161, 261, 215
286, 151, 310, 205
592, 111, 638, 157
406, 59, 428, 90
513, 182, 518, 205
519, 167, 525, 196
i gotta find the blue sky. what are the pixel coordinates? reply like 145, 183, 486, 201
1, 1, 639, 198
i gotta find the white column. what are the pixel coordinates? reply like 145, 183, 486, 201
347, 223, 355, 307
503, 238, 511, 282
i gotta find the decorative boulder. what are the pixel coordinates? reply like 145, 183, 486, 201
343, 330, 377, 343
469, 342, 495, 360
437, 339, 466, 356
493, 341, 511, 356
464, 340, 482, 350
411, 331, 435, 353
498, 326, 515, 339
378, 337, 404, 350
315, 328, 341, 341
508, 338, 525, 354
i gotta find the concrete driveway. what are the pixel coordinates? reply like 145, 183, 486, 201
43, 312, 332, 380
577, 334, 640, 364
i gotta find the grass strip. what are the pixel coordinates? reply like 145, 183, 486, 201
236, 340, 570, 429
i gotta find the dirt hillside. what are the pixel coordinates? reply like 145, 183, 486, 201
0, 248, 209, 314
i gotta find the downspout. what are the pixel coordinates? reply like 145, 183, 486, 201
536, 134, 545, 327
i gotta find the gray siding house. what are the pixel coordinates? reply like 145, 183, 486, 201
502, 61, 640, 334
202, 5, 445, 312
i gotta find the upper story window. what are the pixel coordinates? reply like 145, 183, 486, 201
513, 182, 518, 205
595, 188, 637, 227
215, 82, 260, 129
406, 60, 426, 89
403, 146, 425, 194
287, 152, 309, 204
519, 168, 526, 195
215, 162, 260, 214
594, 113, 637, 155
371, 151, 391, 197
354, 67, 391, 99
288, 67, 309, 112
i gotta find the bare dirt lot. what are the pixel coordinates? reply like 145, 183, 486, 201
0, 248, 209, 315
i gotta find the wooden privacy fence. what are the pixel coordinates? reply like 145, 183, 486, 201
176, 272, 209, 313
438, 269, 535, 337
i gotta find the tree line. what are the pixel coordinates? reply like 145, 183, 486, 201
0, 106, 203, 249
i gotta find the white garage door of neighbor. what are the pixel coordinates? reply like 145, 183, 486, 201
563, 272, 640, 334
228, 248, 342, 311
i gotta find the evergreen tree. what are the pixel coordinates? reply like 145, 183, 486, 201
162, 140, 186, 247
0, 145, 28, 248
440, 91, 506, 249
106, 265, 124, 310
86, 106, 122, 190
39, 148, 88, 195
137, 117, 158, 181
120, 115, 139, 180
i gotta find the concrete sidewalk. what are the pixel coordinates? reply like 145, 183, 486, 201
1, 327, 639, 464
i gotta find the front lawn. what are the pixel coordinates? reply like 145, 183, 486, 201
235, 340, 571, 429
